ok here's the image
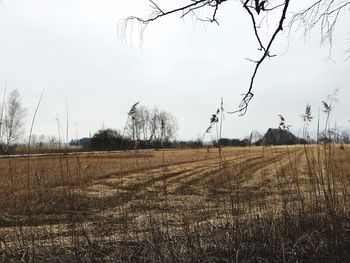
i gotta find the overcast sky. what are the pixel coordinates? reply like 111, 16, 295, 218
0, 0, 349, 141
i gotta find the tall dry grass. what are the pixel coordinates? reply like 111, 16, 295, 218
0, 143, 349, 262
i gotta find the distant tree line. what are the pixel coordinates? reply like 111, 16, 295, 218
85, 105, 180, 151
2, 89, 350, 154
216, 138, 250, 147
82, 128, 204, 151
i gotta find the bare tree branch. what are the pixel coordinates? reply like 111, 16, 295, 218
123, 0, 348, 115
290, 0, 350, 58
125, 0, 227, 26
228, 0, 290, 115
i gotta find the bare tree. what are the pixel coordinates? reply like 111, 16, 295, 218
159, 110, 179, 143
125, 105, 179, 145
0, 86, 6, 145
2, 89, 26, 151
148, 107, 161, 141
0, 82, 7, 144
127, 108, 143, 140
124, 0, 349, 113
342, 130, 350, 144
138, 105, 150, 140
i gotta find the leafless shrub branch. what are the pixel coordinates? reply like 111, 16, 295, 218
290, 0, 350, 58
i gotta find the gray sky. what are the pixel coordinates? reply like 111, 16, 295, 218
0, 0, 349, 141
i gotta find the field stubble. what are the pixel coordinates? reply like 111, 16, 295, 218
0, 145, 350, 262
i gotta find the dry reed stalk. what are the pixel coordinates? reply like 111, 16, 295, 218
27, 89, 44, 200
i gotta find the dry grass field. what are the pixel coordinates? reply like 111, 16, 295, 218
0, 145, 350, 262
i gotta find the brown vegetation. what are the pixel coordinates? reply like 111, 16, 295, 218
0, 145, 350, 262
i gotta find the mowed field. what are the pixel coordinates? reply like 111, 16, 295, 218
0, 145, 350, 262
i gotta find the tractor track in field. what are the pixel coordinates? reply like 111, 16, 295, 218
79, 148, 304, 214
82, 151, 264, 194
1, 145, 349, 246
